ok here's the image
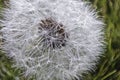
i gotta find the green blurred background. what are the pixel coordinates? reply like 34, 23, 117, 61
0, 0, 120, 80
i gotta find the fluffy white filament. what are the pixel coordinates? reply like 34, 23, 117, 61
0, 0, 104, 80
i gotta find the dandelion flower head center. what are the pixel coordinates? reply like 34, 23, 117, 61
38, 18, 68, 49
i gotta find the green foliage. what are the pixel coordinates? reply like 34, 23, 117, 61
0, 51, 24, 80
0, 0, 120, 80
0, 0, 5, 9
83, 0, 120, 80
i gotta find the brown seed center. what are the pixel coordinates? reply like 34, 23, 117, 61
38, 18, 68, 49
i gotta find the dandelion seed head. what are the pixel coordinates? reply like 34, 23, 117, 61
0, 0, 104, 80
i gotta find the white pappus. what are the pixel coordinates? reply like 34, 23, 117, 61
0, 0, 104, 80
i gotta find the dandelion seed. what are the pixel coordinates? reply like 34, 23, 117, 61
0, 0, 104, 80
